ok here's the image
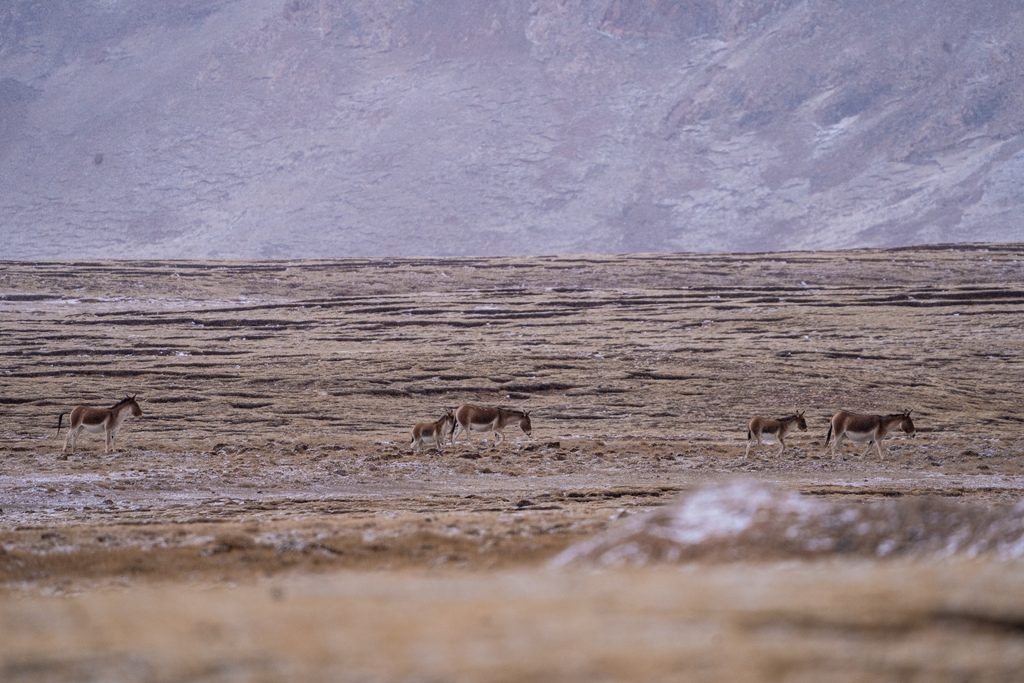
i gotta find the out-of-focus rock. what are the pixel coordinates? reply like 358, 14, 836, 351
551, 480, 1024, 566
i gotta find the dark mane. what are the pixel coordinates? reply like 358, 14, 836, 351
109, 396, 136, 409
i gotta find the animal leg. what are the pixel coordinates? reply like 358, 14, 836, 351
493, 430, 505, 447
831, 432, 844, 458
67, 426, 83, 455
745, 432, 761, 458
776, 436, 785, 457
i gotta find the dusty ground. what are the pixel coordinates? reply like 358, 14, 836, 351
1, 245, 1024, 681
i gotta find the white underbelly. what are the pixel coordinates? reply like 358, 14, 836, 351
843, 430, 876, 442
81, 423, 108, 433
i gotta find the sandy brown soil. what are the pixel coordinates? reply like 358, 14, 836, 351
2, 245, 1024, 681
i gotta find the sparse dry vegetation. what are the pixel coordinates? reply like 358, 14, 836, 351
2, 246, 1024, 680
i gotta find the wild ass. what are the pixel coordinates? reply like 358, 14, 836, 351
745, 411, 807, 458
57, 395, 143, 454
411, 409, 456, 452
826, 409, 915, 460
450, 405, 532, 447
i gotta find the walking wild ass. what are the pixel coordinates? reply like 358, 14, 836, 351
411, 409, 456, 452
451, 405, 531, 447
745, 411, 807, 458
826, 409, 915, 460
57, 395, 143, 454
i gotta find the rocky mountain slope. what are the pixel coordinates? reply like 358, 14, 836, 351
1, 0, 1022, 258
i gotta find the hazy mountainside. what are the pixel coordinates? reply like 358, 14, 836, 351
1, 0, 1022, 258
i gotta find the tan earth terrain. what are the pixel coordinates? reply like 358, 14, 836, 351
1, 246, 1023, 681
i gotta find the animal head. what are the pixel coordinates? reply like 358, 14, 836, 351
900, 409, 915, 436
795, 410, 807, 431
113, 394, 143, 416
520, 410, 532, 435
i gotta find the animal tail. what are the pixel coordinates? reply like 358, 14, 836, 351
825, 424, 833, 446
56, 412, 67, 437
747, 429, 752, 441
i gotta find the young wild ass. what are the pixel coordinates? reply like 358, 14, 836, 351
57, 395, 143, 454
411, 409, 456, 451
450, 405, 531, 447
826, 409, 915, 460
745, 411, 807, 458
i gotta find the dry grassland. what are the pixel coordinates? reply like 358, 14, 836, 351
1, 245, 1023, 681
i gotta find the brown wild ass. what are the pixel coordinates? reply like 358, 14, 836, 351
451, 405, 531, 447
411, 409, 456, 451
57, 395, 143, 454
826, 409, 915, 460
745, 411, 807, 458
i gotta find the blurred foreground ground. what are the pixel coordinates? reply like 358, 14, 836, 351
5, 562, 1024, 682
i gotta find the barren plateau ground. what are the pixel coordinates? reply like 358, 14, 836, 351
1, 246, 1024, 681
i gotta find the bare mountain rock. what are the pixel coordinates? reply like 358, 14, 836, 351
1, 0, 1022, 258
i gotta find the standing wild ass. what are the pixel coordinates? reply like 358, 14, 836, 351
57, 395, 143, 454
450, 405, 531, 447
745, 411, 807, 458
826, 409, 915, 459
411, 409, 456, 451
